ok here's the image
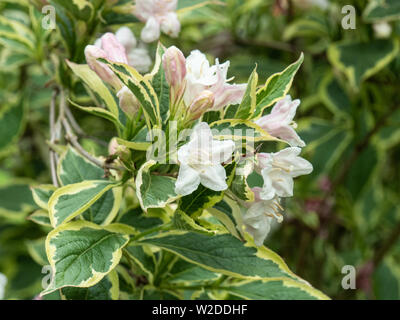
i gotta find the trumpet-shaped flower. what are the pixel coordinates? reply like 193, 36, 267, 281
134, 0, 180, 43
175, 122, 235, 196
255, 95, 305, 147
242, 187, 283, 246
184, 50, 246, 110
257, 147, 313, 178
257, 147, 313, 200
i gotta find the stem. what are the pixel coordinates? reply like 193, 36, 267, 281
65, 106, 108, 147
62, 118, 124, 171
49, 89, 59, 187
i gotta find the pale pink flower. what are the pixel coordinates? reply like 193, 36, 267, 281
134, 0, 180, 43
255, 95, 305, 147
183, 50, 246, 110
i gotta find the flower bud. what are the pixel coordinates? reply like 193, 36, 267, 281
188, 90, 214, 120
108, 137, 120, 155
117, 86, 140, 118
163, 46, 186, 88
100, 33, 129, 64
84, 45, 122, 90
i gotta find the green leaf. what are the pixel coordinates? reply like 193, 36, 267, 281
0, 99, 26, 158
172, 210, 216, 235
124, 245, 156, 283
328, 40, 399, 89
167, 259, 219, 284
0, 15, 35, 55
27, 210, 52, 228
284, 18, 329, 41
254, 53, 304, 118
31, 185, 56, 211
224, 278, 329, 300
66, 61, 119, 117
26, 237, 48, 266
210, 119, 276, 142
69, 100, 123, 131
57, 147, 105, 185
364, 0, 400, 23
0, 182, 36, 221
136, 160, 179, 212
116, 126, 151, 151
118, 207, 165, 233
234, 67, 258, 119
50, 0, 94, 21
319, 73, 352, 116
48, 180, 118, 228
230, 160, 255, 202
345, 144, 379, 200
42, 221, 130, 295
99, 59, 161, 127
207, 198, 242, 240
178, 163, 236, 218
61, 270, 119, 300
147, 43, 170, 124
57, 147, 122, 226
138, 231, 316, 284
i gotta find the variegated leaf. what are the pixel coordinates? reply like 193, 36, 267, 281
42, 221, 131, 295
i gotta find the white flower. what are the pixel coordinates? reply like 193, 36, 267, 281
257, 147, 313, 201
175, 122, 235, 196
257, 147, 313, 178
0, 273, 7, 300
260, 167, 294, 200
115, 27, 152, 73
373, 22, 392, 39
255, 95, 305, 147
184, 50, 246, 110
134, 0, 180, 43
242, 187, 282, 246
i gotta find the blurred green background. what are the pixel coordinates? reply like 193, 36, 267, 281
1, 0, 400, 299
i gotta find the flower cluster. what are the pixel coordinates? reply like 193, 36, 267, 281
84, 27, 153, 117
82, 37, 312, 247
163, 46, 247, 121
161, 46, 312, 246
133, 0, 181, 43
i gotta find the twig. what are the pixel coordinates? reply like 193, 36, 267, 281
62, 118, 124, 171
49, 89, 60, 187
65, 106, 109, 147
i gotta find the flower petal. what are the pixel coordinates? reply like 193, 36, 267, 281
199, 164, 228, 191
141, 16, 161, 43
101, 33, 129, 64
175, 164, 201, 196
210, 139, 235, 164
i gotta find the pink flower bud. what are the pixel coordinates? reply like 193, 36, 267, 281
117, 86, 140, 118
84, 45, 122, 90
162, 46, 186, 89
108, 138, 119, 155
188, 90, 214, 120
100, 33, 129, 64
